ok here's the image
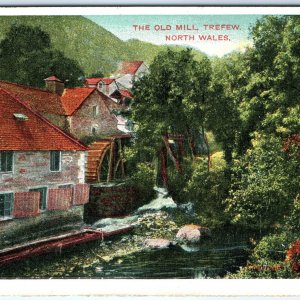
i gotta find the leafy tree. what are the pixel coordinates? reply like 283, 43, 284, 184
224, 134, 300, 229
239, 16, 300, 141
0, 24, 84, 87
88, 70, 105, 78
207, 52, 248, 164
131, 48, 211, 185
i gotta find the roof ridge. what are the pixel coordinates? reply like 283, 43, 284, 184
0, 88, 87, 150
64, 86, 95, 90
0, 80, 57, 95
60, 87, 97, 115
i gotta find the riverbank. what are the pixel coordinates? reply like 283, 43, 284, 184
0, 203, 254, 278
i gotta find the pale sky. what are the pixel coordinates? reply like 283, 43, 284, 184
86, 15, 260, 57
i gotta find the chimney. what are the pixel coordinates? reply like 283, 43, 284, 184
44, 76, 65, 95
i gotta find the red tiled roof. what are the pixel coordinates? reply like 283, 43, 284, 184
0, 89, 86, 151
45, 76, 63, 82
61, 87, 96, 116
120, 89, 133, 98
85, 77, 115, 85
116, 61, 144, 75
85, 78, 101, 85
0, 81, 66, 115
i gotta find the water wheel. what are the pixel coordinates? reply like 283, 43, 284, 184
97, 146, 111, 182
97, 139, 126, 182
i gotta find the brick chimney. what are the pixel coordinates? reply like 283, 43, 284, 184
44, 76, 65, 95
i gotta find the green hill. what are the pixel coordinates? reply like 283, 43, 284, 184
0, 16, 205, 76
126, 38, 206, 63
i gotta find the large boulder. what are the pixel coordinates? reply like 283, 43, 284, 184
143, 238, 171, 249
176, 224, 211, 243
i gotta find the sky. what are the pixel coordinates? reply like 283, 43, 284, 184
86, 15, 260, 57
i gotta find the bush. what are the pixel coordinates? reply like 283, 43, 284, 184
286, 239, 300, 275
168, 157, 193, 203
180, 157, 230, 227
285, 196, 300, 232
127, 162, 156, 204
224, 135, 300, 229
252, 232, 297, 264
228, 231, 300, 278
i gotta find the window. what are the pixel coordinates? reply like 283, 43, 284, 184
0, 193, 13, 218
98, 82, 104, 89
50, 151, 61, 171
91, 127, 97, 135
92, 105, 99, 117
29, 187, 47, 211
0, 151, 13, 172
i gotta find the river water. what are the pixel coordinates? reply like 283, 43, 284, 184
0, 227, 254, 279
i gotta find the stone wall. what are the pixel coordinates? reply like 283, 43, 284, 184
0, 151, 85, 192
85, 184, 144, 220
0, 206, 84, 250
42, 112, 69, 132
70, 90, 119, 138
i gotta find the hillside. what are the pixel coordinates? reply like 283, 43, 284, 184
0, 16, 205, 76
126, 39, 207, 64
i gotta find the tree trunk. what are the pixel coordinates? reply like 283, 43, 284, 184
163, 135, 182, 173
158, 147, 168, 188
224, 145, 233, 165
187, 134, 197, 159
202, 127, 211, 172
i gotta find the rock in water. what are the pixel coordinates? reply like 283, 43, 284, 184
178, 202, 196, 216
176, 224, 211, 243
143, 238, 171, 249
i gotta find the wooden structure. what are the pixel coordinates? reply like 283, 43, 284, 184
86, 136, 130, 183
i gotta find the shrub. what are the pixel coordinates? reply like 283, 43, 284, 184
252, 232, 297, 264
286, 240, 300, 275
127, 162, 156, 204
182, 157, 230, 227
224, 135, 300, 229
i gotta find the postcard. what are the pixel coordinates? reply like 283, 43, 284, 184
0, 5, 300, 296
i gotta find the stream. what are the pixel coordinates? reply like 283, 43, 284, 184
0, 189, 256, 279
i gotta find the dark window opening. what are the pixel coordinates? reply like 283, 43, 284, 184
0, 151, 13, 172
0, 193, 13, 218
50, 151, 61, 171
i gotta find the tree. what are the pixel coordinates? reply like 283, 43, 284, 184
224, 134, 300, 229
131, 48, 211, 186
88, 70, 105, 78
238, 16, 300, 142
0, 24, 84, 87
221, 16, 300, 230
207, 52, 248, 164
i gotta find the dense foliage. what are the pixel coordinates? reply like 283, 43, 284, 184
0, 24, 83, 87
0, 16, 208, 76
131, 48, 211, 154
129, 16, 300, 278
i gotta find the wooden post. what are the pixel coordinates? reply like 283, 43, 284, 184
160, 146, 168, 188
120, 139, 126, 178
107, 140, 115, 182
